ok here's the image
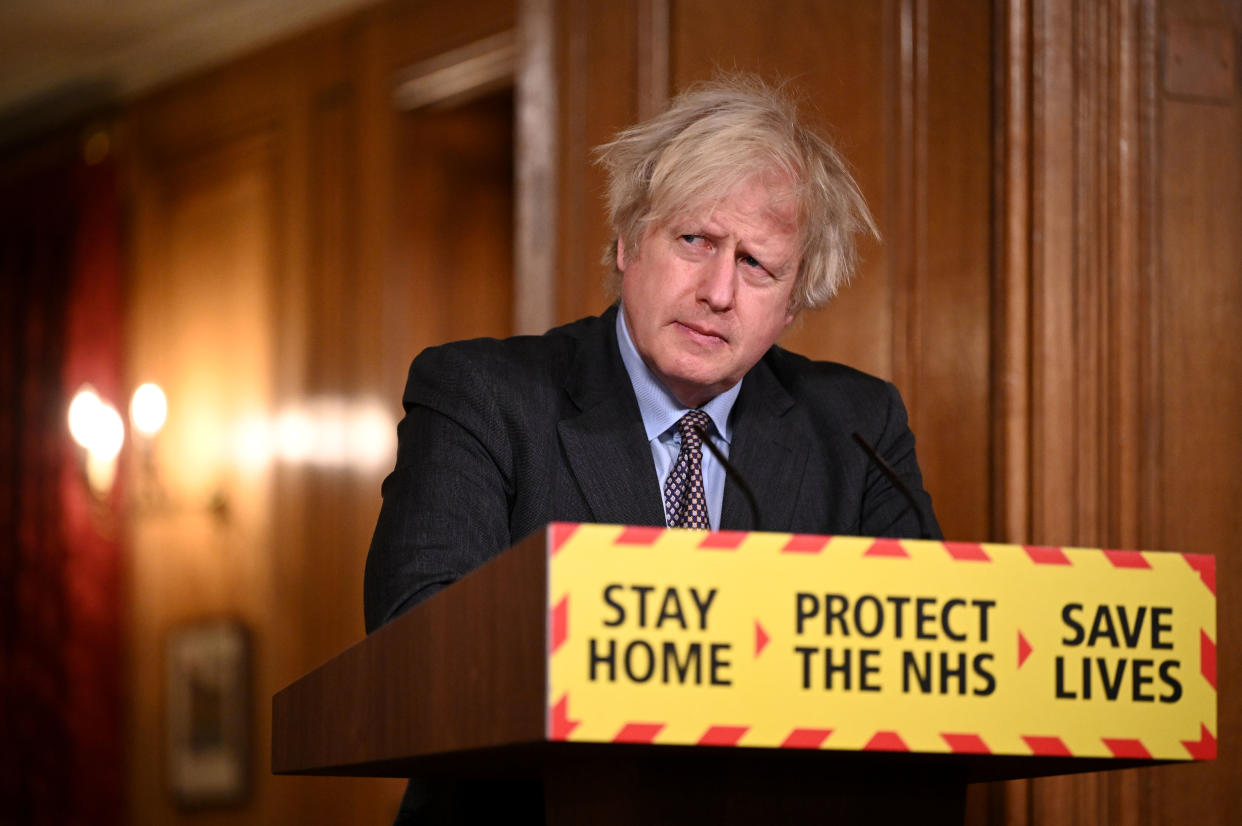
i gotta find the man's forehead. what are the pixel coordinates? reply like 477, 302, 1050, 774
666, 171, 797, 222
671, 191, 800, 248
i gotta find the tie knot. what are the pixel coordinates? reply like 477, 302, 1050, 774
664, 409, 713, 530
676, 410, 712, 447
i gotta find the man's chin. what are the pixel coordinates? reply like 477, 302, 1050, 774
659, 370, 734, 408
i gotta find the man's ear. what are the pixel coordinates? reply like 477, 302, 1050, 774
616, 236, 627, 271
783, 295, 799, 328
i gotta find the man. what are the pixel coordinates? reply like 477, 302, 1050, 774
365, 76, 939, 634
365, 77, 940, 821
367, 74, 938, 819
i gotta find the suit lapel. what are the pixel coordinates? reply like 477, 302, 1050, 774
558, 307, 666, 526
721, 356, 811, 531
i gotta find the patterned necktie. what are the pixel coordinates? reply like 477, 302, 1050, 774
663, 410, 712, 529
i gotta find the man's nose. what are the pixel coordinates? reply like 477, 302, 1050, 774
696, 252, 736, 311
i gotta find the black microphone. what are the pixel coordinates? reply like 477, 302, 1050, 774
850, 431, 932, 540
692, 424, 762, 532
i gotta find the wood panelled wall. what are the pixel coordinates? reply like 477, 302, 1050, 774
123, 1, 515, 824
993, 1, 1240, 824
113, 0, 1239, 824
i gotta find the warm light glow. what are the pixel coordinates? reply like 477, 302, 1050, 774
306, 398, 348, 466
85, 451, 118, 494
235, 398, 396, 471
233, 414, 273, 473
68, 384, 125, 496
68, 387, 103, 449
274, 408, 314, 463
130, 382, 168, 436
92, 402, 125, 460
67, 385, 124, 459
349, 400, 398, 469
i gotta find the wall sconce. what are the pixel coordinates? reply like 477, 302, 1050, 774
128, 382, 168, 506
67, 384, 125, 497
130, 382, 168, 438
67, 381, 169, 500
77, 378, 227, 520
68, 381, 395, 505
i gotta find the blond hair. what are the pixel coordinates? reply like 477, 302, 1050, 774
595, 75, 878, 311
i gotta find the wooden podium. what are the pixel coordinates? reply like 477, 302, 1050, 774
273, 526, 1203, 825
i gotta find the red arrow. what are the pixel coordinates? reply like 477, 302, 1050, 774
755, 621, 770, 657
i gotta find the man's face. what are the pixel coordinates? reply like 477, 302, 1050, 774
619, 175, 800, 409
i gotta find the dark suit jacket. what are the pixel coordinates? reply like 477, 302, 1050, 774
364, 305, 939, 633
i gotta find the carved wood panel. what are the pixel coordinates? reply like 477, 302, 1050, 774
994, 0, 1240, 823
123, 2, 518, 823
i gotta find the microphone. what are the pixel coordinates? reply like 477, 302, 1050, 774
850, 432, 932, 540
692, 424, 762, 532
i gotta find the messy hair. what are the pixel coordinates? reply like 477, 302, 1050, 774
595, 75, 878, 311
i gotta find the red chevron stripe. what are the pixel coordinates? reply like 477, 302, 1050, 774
698, 725, 748, 746
1018, 631, 1033, 668
944, 542, 991, 562
549, 522, 579, 555
1103, 550, 1151, 569
864, 539, 909, 558
614, 526, 664, 545
1182, 724, 1217, 760
1102, 738, 1152, 759
614, 722, 664, 743
780, 728, 833, 749
941, 733, 990, 754
698, 531, 747, 549
1184, 554, 1216, 595
1202, 630, 1217, 690
1024, 545, 1071, 565
550, 596, 568, 654
782, 534, 830, 553
549, 694, 579, 740
1023, 735, 1072, 756
863, 731, 909, 752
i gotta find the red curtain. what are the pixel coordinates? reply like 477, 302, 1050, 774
0, 134, 124, 826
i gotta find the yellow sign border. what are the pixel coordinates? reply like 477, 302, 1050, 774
546, 524, 1216, 762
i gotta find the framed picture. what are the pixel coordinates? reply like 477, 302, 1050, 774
165, 618, 251, 807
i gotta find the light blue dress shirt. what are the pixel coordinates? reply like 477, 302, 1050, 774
615, 306, 741, 529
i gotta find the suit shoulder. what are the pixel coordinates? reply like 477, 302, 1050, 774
763, 345, 896, 401
759, 347, 913, 455
407, 312, 609, 395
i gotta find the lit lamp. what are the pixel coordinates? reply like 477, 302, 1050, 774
130, 382, 168, 439
129, 382, 167, 504
67, 385, 125, 497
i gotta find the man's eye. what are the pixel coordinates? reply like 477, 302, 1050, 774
680, 234, 704, 245
739, 254, 762, 269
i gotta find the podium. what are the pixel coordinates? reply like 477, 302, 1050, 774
272, 526, 1215, 824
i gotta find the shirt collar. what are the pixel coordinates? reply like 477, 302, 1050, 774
616, 304, 741, 443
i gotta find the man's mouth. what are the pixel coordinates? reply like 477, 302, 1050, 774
674, 320, 728, 344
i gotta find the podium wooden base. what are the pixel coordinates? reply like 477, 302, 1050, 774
274, 528, 1165, 825
542, 743, 966, 826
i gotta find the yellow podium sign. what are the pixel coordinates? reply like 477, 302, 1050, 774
546, 524, 1216, 761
